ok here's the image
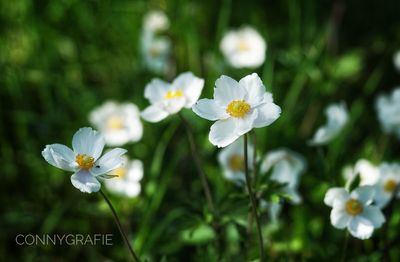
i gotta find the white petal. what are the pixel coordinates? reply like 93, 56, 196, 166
162, 96, 186, 114
172, 72, 205, 108
192, 99, 228, 121
239, 73, 265, 106
373, 186, 392, 208
253, 102, 281, 128
234, 110, 258, 135
125, 182, 141, 197
324, 188, 349, 207
330, 207, 351, 229
141, 105, 169, 122
127, 160, 144, 182
42, 144, 76, 172
144, 79, 171, 104
72, 127, 104, 160
70, 170, 101, 193
90, 148, 127, 176
214, 75, 246, 106
209, 118, 239, 148
351, 186, 375, 205
347, 216, 374, 240
361, 206, 385, 228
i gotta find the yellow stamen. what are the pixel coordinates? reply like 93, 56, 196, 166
112, 167, 127, 178
164, 90, 183, 100
76, 154, 95, 170
228, 154, 244, 172
237, 40, 250, 52
345, 199, 363, 216
226, 100, 251, 118
106, 116, 124, 130
384, 179, 397, 193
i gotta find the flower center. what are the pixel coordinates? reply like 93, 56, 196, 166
345, 199, 363, 216
384, 179, 397, 193
228, 154, 244, 171
106, 116, 124, 130
164, 90, 183, 100
237, 40, 250, 52
112, 167, 127, 178
149, 46, 161, 57
76, 154, 95, 170
226, 100, 251, 118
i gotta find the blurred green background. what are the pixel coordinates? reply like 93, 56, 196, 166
1, 0, 400, 261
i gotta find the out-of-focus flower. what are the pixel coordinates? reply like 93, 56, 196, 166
324, 186, 385, 240
141, 34, 171, 74
89, 102, 143, 146
309, 102, 348, 146
260, 149, 306, 204
375, 87, 400, 138
141, 72, 204, 122
104, 157, 143, 198
193, 73, 281, 148
218, 137, 253, 185
220, 26, 266, 68
373, 163, 400, 208
143, 10, 170, 33
342, 159, 380, 186
42, 127, 127, 193
260, 200, 282, 223
393, 51, 400, 72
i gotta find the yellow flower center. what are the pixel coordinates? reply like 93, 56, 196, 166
112, 167, 127, 178
164, 90, 184, 100
228, 154, 244, 171
384, 179, 397, 193
149, 46, 161, 57
226, 100, 251, 118
106, 116, 124, 130
345, 199, 363, 216
76, 154, 95, 170
237, 40, 250, 52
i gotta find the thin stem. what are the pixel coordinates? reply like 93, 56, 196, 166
244, 134, 265, 261
178, 113, 215, 212
340, 232, 349, 262
247, 132, 257, 242
100, 190, 141, 262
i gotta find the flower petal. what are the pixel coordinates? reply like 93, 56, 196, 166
144, 79, 171, 104
361, 205, 385, 228
141, 105, 169, 123
347, 216, 374, 240
214, 75, 246, 106
351, 186, 375, 205
172, 72, 205, 108
70, 170, 101, 193
239, 73, 265, 106
72, 127, 104, 160
324, 188, 349, 207
234, 110, 258, 135
330, 206, 351, 229
192, 99, 228, 121
90, 148, 127, 176
209, 118, 239, 148
253, 102, 281, 128
42, 144, 76, 172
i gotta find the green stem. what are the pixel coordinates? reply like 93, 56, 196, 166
100, 190, 141, 262
340, 232, 349, 262
244, 134, 265, 261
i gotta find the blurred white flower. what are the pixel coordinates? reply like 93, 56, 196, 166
220, 26, 266, 68
393, 51, 400, 72
143, 10, 170, 33
309, 102, 348, 146
141, 72, 204, 122
342, 159, 380, 186
42, 127, 127, 193
373, 163, 400, 208
324, 186, 385, 240
192, 73, 281, 147
141, 33, 171, 74
260, 149, 306, 204
259, 200, 282, 223
89, 102, 143, 146
104, 157, 143, 198
375, 87, 400, 138
218, 137, 253, 185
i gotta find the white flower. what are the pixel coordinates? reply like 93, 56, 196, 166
309, 102, 348, 146
393, 51, 400, 72
373, 163, 400, 208
192, 73, 281, 148
141, 33, 171, 74
143, 10, 170, 33
42, 127, 127, 193
324, 186, 385, 240
141, 72, 204, 122
217, 137, 253, 185
342, 159, 380, 186
104, 157, 143, 198
220, 26, 266, 68
259, 200, 282, 223
375, 87, 400, 138
260, 149, 306, 204
89, 102, 143, 146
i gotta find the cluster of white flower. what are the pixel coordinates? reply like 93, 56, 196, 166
375, 87, 400, 138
